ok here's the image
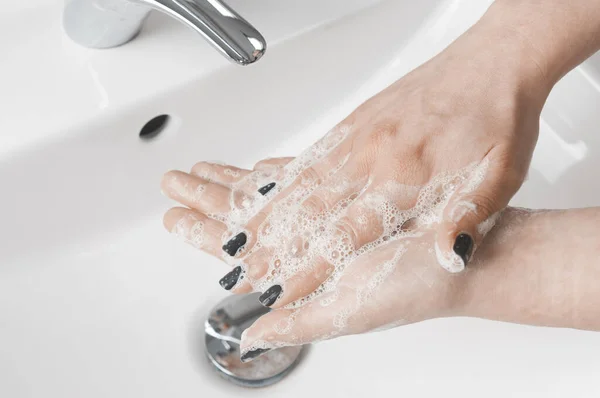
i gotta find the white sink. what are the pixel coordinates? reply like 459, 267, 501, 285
2, 1, 600, 397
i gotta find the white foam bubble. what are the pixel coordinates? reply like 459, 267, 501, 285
355, 245, 406, 307
449, 200, 478, 223
223, 168, 241, 177
171, 213, 205, 249
477, 211, 500, 236
237, 158, 481, 297
461, 157, 489, 194
434, 240, 465, 273
210, 125, 491, 342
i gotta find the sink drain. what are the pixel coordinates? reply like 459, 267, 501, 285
205, 293, 304, 388
139, 114, 170, 140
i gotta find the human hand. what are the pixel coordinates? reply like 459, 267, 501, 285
161, 154, 473, 361
161, 18, 551, 360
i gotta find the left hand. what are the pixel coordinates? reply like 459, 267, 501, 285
161, 156, 471, 362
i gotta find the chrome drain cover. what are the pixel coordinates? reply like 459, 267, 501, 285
205, 293, 304, 388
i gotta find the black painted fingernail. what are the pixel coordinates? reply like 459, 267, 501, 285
258, 182, 276, 195
259, 285, 282, 307
222, 232, 247, 256
453, 233, 474, 265
241, 348, 271, 363
219, 266, 242, 290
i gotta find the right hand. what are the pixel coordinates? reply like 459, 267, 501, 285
161, 8, 553, 360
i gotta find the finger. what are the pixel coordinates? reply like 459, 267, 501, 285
190, 161, 250, 186
318, 178, 422, 257
162, 170, 252, 215
189, 158, 294, 189
215, 156, 293, 199
163, 207, 228, 260
224, 214, 339, 308
217, 264, 253, 294
216, 246, 273, 294
239, 289, 350, 362
220, 134, 353, 259
251, 174, 422, 309
258, 257, 334, 309
219, 176, 363, 306
227, 163, 366, 302
253, 157, 294, 171
222, 244, 327, 300
435, 152, 523, 273
254, 138, 352, 202
239, 238, 418, 362
253, 123, 353, 203
246, 172, 367, 308
251, 157, 294, 194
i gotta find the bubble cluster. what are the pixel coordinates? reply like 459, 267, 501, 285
171, 213, 205, 249
210, 124, 490, 343
477, 211, 500, 236
223, 168, 241, 177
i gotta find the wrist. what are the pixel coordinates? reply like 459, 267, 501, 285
448, 208, 586, 329
454, 16, 554, 110
444, 208, 524, 321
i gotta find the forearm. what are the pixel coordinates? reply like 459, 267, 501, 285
429, 0, 600, 115
457, 207, 600, 330
482, 0, 600, 86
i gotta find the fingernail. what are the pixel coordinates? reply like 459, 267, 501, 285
258, 182, 276, 195
259, 285, 282, 307
222, 232, 247, 256
453, 233, 474, 265
219, 266, 243, 290
240, 348, 271, 363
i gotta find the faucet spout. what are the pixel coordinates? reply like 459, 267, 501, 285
63, 0, 266, 65
141, 0, 266, 65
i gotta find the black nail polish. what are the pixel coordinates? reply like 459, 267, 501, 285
453, 233, 474, 265
259, 285, 282, 307
241, 348, 271, 363
222, 232, 247, 256
258, 182, 276, 195
219, 266, 242, 290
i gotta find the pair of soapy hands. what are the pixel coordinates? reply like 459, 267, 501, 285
161, 23, 547, 361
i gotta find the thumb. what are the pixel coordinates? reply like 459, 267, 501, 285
435, 154, 523, 273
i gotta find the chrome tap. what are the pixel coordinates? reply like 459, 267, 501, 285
63, 0, 266, 65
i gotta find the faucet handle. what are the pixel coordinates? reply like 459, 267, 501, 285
63, 0, 152, 49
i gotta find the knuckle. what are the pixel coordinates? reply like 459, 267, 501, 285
400, 137, 428, 160
302, 194, 329, 214
369, 123, 398, 148
299, 165, 325, 186
247, 260, 266, 279
334, 216, 361, 249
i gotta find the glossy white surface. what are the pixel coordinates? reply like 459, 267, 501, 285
2, 0, 600, 397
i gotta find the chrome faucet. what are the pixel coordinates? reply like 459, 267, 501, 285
63, 0, 267, 65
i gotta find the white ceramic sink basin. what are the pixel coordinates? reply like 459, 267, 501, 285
2, 1, 600, 397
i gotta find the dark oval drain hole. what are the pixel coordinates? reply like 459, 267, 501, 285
140, 115, 170, 140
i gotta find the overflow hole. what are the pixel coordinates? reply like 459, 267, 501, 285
139, 114, 170, 140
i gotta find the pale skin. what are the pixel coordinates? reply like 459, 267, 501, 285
162, 0, 600, 360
